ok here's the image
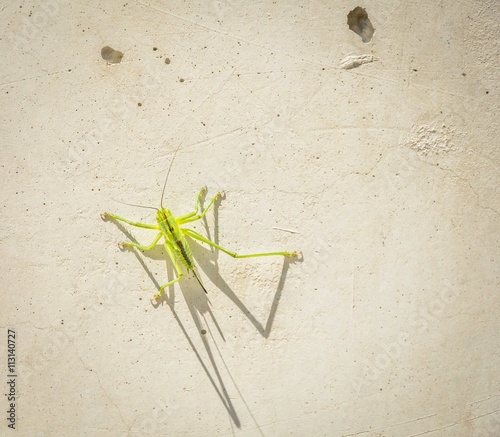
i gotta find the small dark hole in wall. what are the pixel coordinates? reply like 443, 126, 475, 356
347, 7, 375, 43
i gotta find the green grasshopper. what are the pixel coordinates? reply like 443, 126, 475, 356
101, 152, 299, 299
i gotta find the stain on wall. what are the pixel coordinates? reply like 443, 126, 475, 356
101, 46, 123, 64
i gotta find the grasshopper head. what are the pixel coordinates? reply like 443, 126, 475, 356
156, 208, 172, 222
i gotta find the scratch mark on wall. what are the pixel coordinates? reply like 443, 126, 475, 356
0, 69, 72, 88
135, 1, 339, 70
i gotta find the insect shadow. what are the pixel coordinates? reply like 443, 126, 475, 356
107, 191, 298, 429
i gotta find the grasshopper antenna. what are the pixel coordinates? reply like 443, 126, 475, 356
111, 198, 158, 211
160, 143, 184, 209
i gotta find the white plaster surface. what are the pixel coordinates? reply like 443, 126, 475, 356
1, 1, 499, 436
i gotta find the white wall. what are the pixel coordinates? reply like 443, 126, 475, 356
1, 1, 499, 436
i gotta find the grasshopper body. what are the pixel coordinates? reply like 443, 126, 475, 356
102, 185, 298, 299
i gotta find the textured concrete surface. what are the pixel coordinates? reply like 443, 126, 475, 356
1, 1, 499, 436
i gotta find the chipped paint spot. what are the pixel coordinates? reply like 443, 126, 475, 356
404, 124, 455, 156
347, 7, 375, 43
340, 54, 376, 70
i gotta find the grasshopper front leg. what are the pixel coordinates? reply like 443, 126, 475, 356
177, 188, 224, 225
101, 212, 159, 230
120, 232, 162, 251
102, 212, 162, 251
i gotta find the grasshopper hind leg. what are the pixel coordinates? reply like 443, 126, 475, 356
182, 228, 299, 259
